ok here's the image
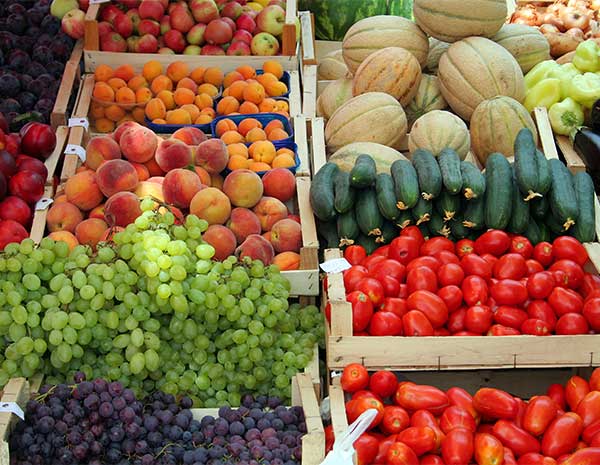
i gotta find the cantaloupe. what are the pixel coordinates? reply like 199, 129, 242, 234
342, 16, 429, 74
413, 0, 507, 43
438, 37, 525, 121
325, 92, 408, 153
492, 24, 551, 73
408, 110, 470, 159
426, 38, 450, 74
405, 75, 447, 126
316, 77, 354, 120
352, 47, 422, 106
317, 49, 349, 80
330, 142, 408, 173
470, 96, 538, 164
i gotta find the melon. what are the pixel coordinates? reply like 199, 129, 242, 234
317, 50, 349, 80
426, 38, 450, 73
324, 92, 408, 153
408, 110, 470, 159
352, 47, 422, 106
437, 37, 525, 121
330, 142, 408, 173
405, 75, 447, 126
316, 77, 354, 120
342, 15, 429, 74
413, 0, 507, 43
470, 96, 538, 164
492, 24, 551, 73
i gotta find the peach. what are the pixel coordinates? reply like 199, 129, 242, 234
155, 139, 193, 172
195, 139, 228, 174
171, 127, 208, 146
99, 226, 124, 243
189, 187, 231, 225
65, 171, 103, 211
270, 218, 302, 253
48, 231, 79, 251
135, 180, 165, 205
162, 168, 204, 209
131, 162, 150, 182
227, 207, 261, 244
112, 121, 141, 143
144, 158, 165, 177
235, 234, 274, 265
46, 202, 84, 233
119, 125, 158, 163
202, 224, 237, 261
273, 251, 300, 270
75, 218, 109, 249
147, 177, 165, 185
86, 136, 122, 171
222, 169, 263, 208
54, 195, 67, 204
211, 173, 224, 190
252, 196, 288, 232
96, 159, 139, 197
194, 166, 211, 186
104, 191, 142, 227
89, 204, 105, 220
262, 168, 296, 202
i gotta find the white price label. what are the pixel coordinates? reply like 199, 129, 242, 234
35, 198, 54, 211
65, 144, 86, 162
68, 117, 89, 130
0, 402, 24, 420
90, 0, 110, 4
320, 258, 351, 274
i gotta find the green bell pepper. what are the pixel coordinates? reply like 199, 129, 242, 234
569, 72, 600, 108
524, 78, 561, 113
549, 63, 582, 100
572, 40, 600, 73
548, 98, 585, 136
524, 60, 561, 92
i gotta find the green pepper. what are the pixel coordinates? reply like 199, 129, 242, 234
548, 98, 585, 136
569, 73, 600, 108
572, 40, 600, 73
524, 78, 561, 113
549, 63, 582, 100
524, 60, 561, 91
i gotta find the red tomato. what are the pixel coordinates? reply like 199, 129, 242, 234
475, 230, 511, 257
583, 298, 600, 331
434, 328, 451, 336
527, 272, 556, 299
370, 370, 399, 398
407, 267, 438, 294
364, 255, 386, 272
550, 260, 585, 290
590, 367, 600, 391
504, 447, 518, 465
352, 390, 382, 401
534, 242, 554, 268
491, 279, 528, 306
548, 287, 584, 316
482, 253, 500, 269
448, 308, 467, 333
386, 442, 419, 465
488, 324, 521, 336
576, 391, 600, 428
447, 387, 478, 421
373, 245, 390, 257
381, 276, 401, 298
441, 427, 474, 465
407, 256, 441, 273
438, 285, 463, 312
523, 396, 559, 436
559, 447, 600, 465
521, 318, 552, 336
477, 424, 495, 435
411, 409, 446, 452
553, 237, 588, 267
518, 452, 558, 464
390, 236, 421, 265
462, 275, 489, 306
403, 310, 435, 337
495, 306, 529, 329
456, 238, 476, 258
566, 376, 590, 412
511, 236, 534, 259
369, 312, 403, 336
438, 263, 465, 287
526, 259, 545, 275
381, 405, 410, 434
395, 383, 449, 416
399, 284, 409, 299
541, 412, 584, 458
407, 290, 449, 328
556, 313, 589, 335
474, 432, 505, 465
583, 419, 600, 444
434, 249, 461, 266
581, 273, 600, 299
461, 254, 493, 280
493, 420, 541, 456
344, 266, 369, 292
493, 253, 528, 280
440, 406, 477, 433
373, 435, 397, 464
344, 245, 367, 266
473, 388, 518, 420
341, 363, 369, 393
465, 305, 493, 334
547, 384, 567, 411
421, 236, 455, 257
354, 433, 380, 465
516, 398, 527, 429
526, 301, 557, 331
397, 426, 436, 456
380, 298, 408, 319
420, 454, 445, 465
356, 277, 385, 307
347, 291, 374, 332
372, 259, 407, 284
400, 226, 425, 249
349, 396, 385, 426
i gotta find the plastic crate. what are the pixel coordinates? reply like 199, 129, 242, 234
211, 112, 293, 147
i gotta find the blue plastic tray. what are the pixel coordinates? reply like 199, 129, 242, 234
211, 113, 293, 147
145, 117, 212, 135
223, 142, 300, 177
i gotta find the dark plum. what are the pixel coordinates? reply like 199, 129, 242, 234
28, 7, 46, 26
0, 73, 20, 96
7, 14, 28, 35
32, 45, 52, 65
7, 49, 30, 72
7, 4, 26, 15
26, 26, 41, 38
0, 32, 16, 53
0, 99, 21, 114
46, 61, 65, 78
34, 99, 53, 117
40, 15, 59, 35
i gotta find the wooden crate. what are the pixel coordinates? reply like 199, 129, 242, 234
50, 41, 84, 130
302, 40, 342, 119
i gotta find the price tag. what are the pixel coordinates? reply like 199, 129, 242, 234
320, 258, 351, 274
65, 144, 86, 162
68, 117, 89, 130
0, 402, 24, 420
90, 0, 110, 4
35, 198, 53, 211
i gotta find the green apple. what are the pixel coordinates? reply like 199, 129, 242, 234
50, 0, 79, 20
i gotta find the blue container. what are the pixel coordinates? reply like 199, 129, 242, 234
211, 113, 293, 147
223, 142, 300, 177
145, 118, 212, 135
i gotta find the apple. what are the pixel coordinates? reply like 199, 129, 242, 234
98, 21, 114, 38
138, 19, 160, 36
61, 8, 86, 39
50, 0, 79, 19
159, 47, 176, 54
184, 45, 202, 55
100, 4, 123, 23
0, 151, 17, 178
16, 156, 48, 181
190, 0, 220, 23
118, 0, 141, 8
227, 41, 251, 55
251, 32, 279, 55
126, 9, 141, 33
268, 0, 286, 7
20, 123, 56, 160
201, 44, 226, 55
0, 172, 6, 200
101, 32, 128, 52
205, 19, 233, 45
222, 1, 243, 19
246, 2, 263, 12
0, 220, 29, 251
236, 13, 256, 33
232, 29, 253, 45
139, 0, 165, 21
256, 5, 285, 36
160, 16, 171, 35
0, 197, 31, 227
242, 8, 258, 20
187, 23, 207, 46
163, 29, 186, 53
9, 171, 44, 204
114, 13, 134, 38
127, 35, 140, 52
170, 5, 194, 33
138, 34, 159, 53
79, 0, 90, 11
221, 17, 236, 33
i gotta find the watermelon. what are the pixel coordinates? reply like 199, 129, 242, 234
389, 0, 414, 19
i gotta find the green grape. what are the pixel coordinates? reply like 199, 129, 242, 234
23, 273, 40, 291
63, 327, 78, 345
11, 306, 27, 325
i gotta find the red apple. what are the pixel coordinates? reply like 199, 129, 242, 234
227, 40, 251, 55
16, 156, 48, 181
127, 35, 140, 52
0, 197, 31, 226
187, 23, 207, 45
232, 28, 253, 44
236, 13, 256, 33
222, 1, 243, 19
19, 123, 56, 160
138, 34, 159, 53
126, 9, 141, 33
170, 5, 194, 33
242, 8, 257, 20
251, 32, 279, 55
138, 19, 160, 36
9, 171, 44, 204
0, 151, 17, 178
100, 4, 122, 24
184, 45, 202, 55
201, 44, 226, 55
101, 32, 128, 52
190, 0, 220, 23
0, 220, 29, 250
160, 16, 171, 35
138, 0, 165, 21
62, 8, 85, 39
205, 19, 233, 45
256, 5, 285, 36
79, 0, 90, 11
118, 0, 141, 8
159, 47, 175, 54
164, 29, 186, 53
221, 17, 236, 33
98, 21, 114, 37
114, 13, 134, 38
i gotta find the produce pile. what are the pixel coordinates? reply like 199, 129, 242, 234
334, 364, 600, 465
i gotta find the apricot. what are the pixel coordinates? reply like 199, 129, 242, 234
249, 140, 276, 164
239, 101, 259, 114
238, 118, 262, 136
193, 166, 211, 186
202, 107, 216, 118
157, 90, 176, 110
104, 105, 126, 123
194, 114, 213, 125
197, 83, 219, 98
216, 96, 240, 115
46, 202, 84, 233
253, 196, 288, 232
48, 231, 79, 252
276, 100, 289, 113
228, 81, 248, 102
167, 61, 189, 83
195, 138, 228, 174
221, 130, 244, 145
150, 75, 173, 94
107, 77, 127, 91
243, 82, 265, 105
265, 81, 288, 97
270, 218, 302, 253
130, 162, 150, 182
114, 64, 135, 82
202, 225, 236, 261
258, 98, 278, 113
94, 64, 114, 82
90, 103, 105, 120
194, 93, 213, 110
235, 234, 274, 265
249, 162, 271, 172
272, 154, 295, 169
228, 155, 249, 170
116, 86, 136, 104
128, 75, 148, 91
166, 109, 192, 125
162, 168, 203, 209
264, 120, 284, 134
257, 72, 278, 88
227, 143, 248, 158
96, 159, 139, 197
189, 67, 206, 84
189, 187, 231, 225
223, 71, 245, 88
263, 61, 284, 79
143, 60, 163, 82
204, 67, 224, 87
145, 98, 167, 120
273, 251, 300, 271
95, 119, 116, 134
104, 191, 142, 227
227, 207, 261, 244
135, 87, 153, 104
171, 127, 207, 146
222, 169, 263, 208
215, 118, 237, 137
86, 136, 122, 171
155, 139, 193, 172
65, 171, 103, 211
180, 104, 200, 122
246, 128, 267, 143
177, 77, 198, 93
262, 168, 296, 202
236, 65, 256, 80
75, 218, 109, 249
119, 125, 158, 163
211, 173, 224, 190
174, 87, 195, 106
93, 82, 115, 102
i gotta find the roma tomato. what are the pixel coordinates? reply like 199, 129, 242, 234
403, 310, 434, 337
347, 291, 374, 332
400, 226, 425, 249
354, 433, 380, 465
389, 236, 420, 265
399, 284, 409, 299
461, 254, 493, 280
503, 447, 518, 465
495, 306, 529, 329
438, 285, 463, 313
407, 267, 438, 294
518, 452, 558, 464
434, 250, 461, 266
420, 454, 445, 465
395, 383, 449, 416
434, 328, 451, 336
456, 239, 475, 258
356, 277, 385, 307
482, 253, 499, 269
534, 242, 554, 268
372, 245, 390, 257
372, 259, 407, 284
397, 426, 436, 456
555, 313, 589, 335
548, 287, 584, 316
364, 255, 386, 274
590, 367, 600, 391
511, 236, 534, 259
344, 245, 367, 265
381, 405, 410, 434
447, 307, 466, 333
526, 259, 545, 275
492, 420, 541, 456
350, 396, 385, 426
462, 275, 489, 306
473, 388, 518, 420
474, 432, 505, 465
441, 427, 474, 465
370, 370, 399, 398
488, 324, 521, 336
465, 305, 493, 334
447, 387, 479, 422
566, 376, 590, 411
411, 409, 446, 452
341, 363, 369, 393
547, 384, 567, 411
381, 276, 401, 298
386, 442, 419, 465
552, 237, 588, 267
521, 318, 552, 336
373, 435, 397, 464
541, 412, 584, 458
380, 298, 408, 318
550, 260, 585, 290
560, 447, 600, 465
527, 272, 556, 300
581, 273, 600, 299
491, 279, 528, 306
493, 253, 528, 280
420, 236, 455, 257
526, 301, 557, 331
475, 230, 511, 256
583, 298, 600, 331
438, 263, 465, 287
344, 266, 369, 292
440, 406, 477, 433
523, 396, 558, 436
369, 312, 403, 336
583, 419, 600, 444
576, 391, 600, 428
407, 290, 449, 328
406, 256, 441, 274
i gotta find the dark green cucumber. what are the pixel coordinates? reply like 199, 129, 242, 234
530, 196, 549, 221
546, 213, 567, 235
396, 210, 413, 229
524, 218, 542, 245
333, 170, 355, 214
412, 197, 432, 225
375, 173, 399, 220
429, 211, 450, 237
316, 219, 339, 249
435, 190, 461, 222
535, 149, 552, 195
514, 128, 540, 201
391, 159, 419, 210
460, 161, 486, 200
350, 154, 376, 188
375, 221, 399, 244
485, 153, 513, 230
355, 233, 379, 255
539, 222, 551, 243
412, 149, 442, 200
508, 175, 530, 234
549, 159, 579, 230
462, 197, 485, 230
438, 148, 463, 195
337, 210, 359, 247
450, 214, 469, 239
310, 162, 338, 221
572, 172, 596, 242
418, 222, 430, 239
355, 189, 384, 236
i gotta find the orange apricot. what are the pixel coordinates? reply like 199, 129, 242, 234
227, 143, 249, 158
94, 64, 114, 82
204, 67, 224, 87
180, 104, 200, 122
258, 98, 278, 113
246, 127, 267, 143
166, 61, 189, 83
195, 114, 213, 125
194, 93, 213, 110
115, 87, 136, 104
95, 118, 116, 133
272, 154, 296, 168
268, 128, 289, 141
223, 71, 244, 88
136, 87, 153, 104
197, 83, 219, 98
150, 75, 173, 94
248, 161, 272, 172
236, 65, 256, 80
145, 98, 167, 120
90, 103, 105, 119
93, 82, 115, 102
265, 119, 284, 134
132, 107, 146, 124
238, 118, 262, 136
142, 60, 163, 83
166, 109, 192, 125
221, 130, 244, 145
114, 64, 135, 82
215, 118, 237, 137
127, 75, 148, 91
243, 82, 266, 105
239, 101, 259, 114
174, 87, 195, 106
157, 90, 176, 110
228, 155, 250, 170
228, 81, 248, 102
176, 77, 198, 93
265, 81, 288, 97
104, 105, 126, 122
189, 67, 206, 84
256, 72, 278, 87
201, 107, 216, 118
263, 60, 284, 79
276, 100, 289, 112
216, 96, 240, 115
249, 140, 276, 164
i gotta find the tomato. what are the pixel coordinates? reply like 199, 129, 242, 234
373, 245, 390, 257
434, 328, 450, 336
526, 301, 557, 331
473, 388, 518, 420
369, 311, 403, 336
560, 447, 600, 465
352, 390, 382, 401
465, 305, 493, 334
516, 397, 528, 429
364, 255, 387, 273
477, 424, 495, 435
493, 420, 541, 456
456, 239, 476, 258
341, 363, 370, 393
440, 406, 477, 433
356, 277, 386, 307
380, 298, 408, 319
548, 287, 584, 316
395, 383, 449, 416
527, 272, 556, 300
373, 435, 397, 464
523, 396, 559, 436
522, 318, 552, 336
583, 298, 600, 331
461, 254, 493, 280
533, 242, 554, 268
407, 290, 449, 328
347, 291, 374, 332
446, 387, 478, 423
503, 447, 518, 465
582, 273, 600, 299
475, 230, 511, 257
381, 276, 401, 298
434, 250, 461, 266
482, 253, 500, 269
547, 384, 567, 411
448, 307, 466, 333
381, 405, 410, 434
325, 424, 334, 453
397, 426, 436, 456
401, 226, 425, 249
345, 245, 367, 266
493, 253, 528, 280
390, 236, 421, 266
462, 275, 489, 306
556, 313, 589, 335
386, 442, 419, 465
407, 267, 438, 294
442, 427, 474, 465
583, 419, 600, 444
354, 433, 381, 465
488, 324, 521, 336
350, 396, 385, 426
526, 259, 545, 275
421, 236, 455, 257
411, 410, 446, 452
372, 259, 407, 284
420, 454, 445, 465
438, 285, 463, 313
370, 370, 399, 398
344, 266, 369, 292
590, 367, 600, 391
511, 236, 534, 259
407, 256, 441, 274
438, 263, 465, 287
495, 306, 529, 329
491, 279, 528, 306
550, 260, 585, 290
399, 284, 409, 299
474, 432, 505, 465
553, 237, 588, 267
518, 452, 558, 464
403, 310, 435, 337
541, 412, 584, 458
576, 391, 600, 428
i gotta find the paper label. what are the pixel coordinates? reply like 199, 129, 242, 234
35, 198, 53, 211
320, 258, 351, 274
68, 118, 89, 130
0, 402, 24, 420
90, 0, 110, 4
65, 144, 86, 162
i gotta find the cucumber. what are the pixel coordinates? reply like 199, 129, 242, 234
355, 188, 384, 236
310, 162, 338, 221
350, 154, 377, 188
514, 128, 540, 201
316, 219, 339, 249
549, 159, 579, 230
460, 161, 486, 200
507, 175, 530, 234
375, 173, 399, 220
546, 213, 567, 235
535, 149, 552, 195
418, 222, 430, 239
412, 149, 442, 200
524, 218, 542, 245
429, 211, 450, 237
485, 153, 513, 230
450, 214, 469, 239
435, 190, 461, 222
412, 197, 432, 225
396, 210, 413, 229
337, 210, 359, 247
572, 172, 596, 242
355, 233, 379, 255
530, 196, 549, 221
391, 159, 419, 210
438, 148, 463, 195
539, 222, 551, 243
463, 197, 486, 230
333, 170, 355, 214
375, 221, 399, 244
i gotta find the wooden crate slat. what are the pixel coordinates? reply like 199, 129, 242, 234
290, 71, 302, 118
299, 11, 317, 66
534, 107, 560, 160
295, 116, 311, 177
309, 118, 327, 175
329, 377, 348, 440
302, 65, 318, 119
44, 126, 69, 186
51, 40, 83, 130
0, 378, 29, 445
